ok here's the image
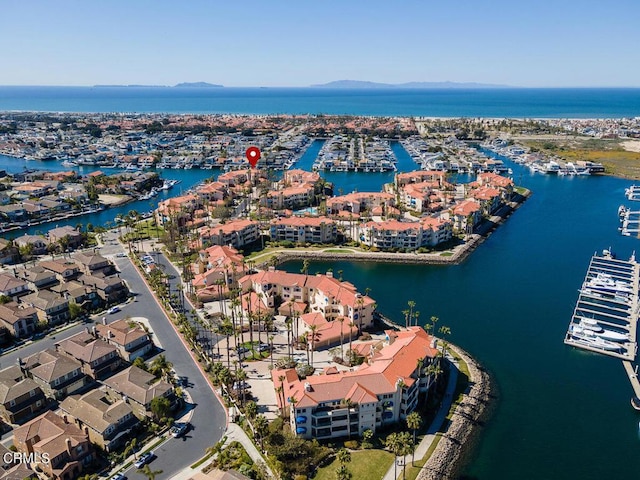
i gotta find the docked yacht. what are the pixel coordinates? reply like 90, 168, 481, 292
569, 326, 623, 351
575, 319, 628, 342
584, 273, 633, 294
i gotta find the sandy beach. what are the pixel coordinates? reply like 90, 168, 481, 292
98, 194, 132, 206
621, 140, 640, 153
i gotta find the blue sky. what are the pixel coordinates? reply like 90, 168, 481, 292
1, 0, 638, 87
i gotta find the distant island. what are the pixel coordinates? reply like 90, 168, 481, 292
174, 82, 223, 88
310, 80, 511, 89
94, 82, 224, 88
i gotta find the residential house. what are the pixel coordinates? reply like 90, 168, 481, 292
58, 389, 138, 452
18, 265, 58, 290
20, 290, 70, 326
13, 410, 93, 480
0, 274, 29, 298
0, 239, 19, 266
103, 366, 175, 419
191, 245, 246, 301
76, 273, 128, 305
47, 226, 83, 250
39, 260, 81, 283
94, 319, 154, 361
359, 217, 452, 250
55, 331, 122, 380
0, 443, 37, 480
13, 234, 48, 255
73, 251, 112, 275
0, 302, 38, 339
22, 349, 87, 400
0, 366, 47, 424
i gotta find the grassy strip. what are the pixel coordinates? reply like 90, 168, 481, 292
313, 449, 395, 480
190, 451, 215, 469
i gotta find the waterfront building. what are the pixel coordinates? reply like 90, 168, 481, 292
326, 192, 395, 215
198, 219, 260, 249
238, 268, 376, 331
47, 226, 84, 250
476, 172, 514, 200
14, 234, 48, 255
156, 194, 202, 227
262, 184, 315, 210
275, 327, 439, 440
359, 217, 452, 250
0, 238, 19, 265
395, 170, 447, 188
450, 200, 482, 232
269, 216, 337, 244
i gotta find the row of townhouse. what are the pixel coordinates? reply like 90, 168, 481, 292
274, 327, 439, 440
326, 192, 395, 216
0, 320, 169, 479
260, 169, 323, 210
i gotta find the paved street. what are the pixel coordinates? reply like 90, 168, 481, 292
103, 233, 227, 479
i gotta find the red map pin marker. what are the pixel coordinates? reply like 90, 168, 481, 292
246, 147, 261, 168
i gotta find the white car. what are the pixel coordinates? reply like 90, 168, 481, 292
108, 306, 120, 314
170, 422, 189, 438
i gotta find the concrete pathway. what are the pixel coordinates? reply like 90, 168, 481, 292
381, 355, 459, 480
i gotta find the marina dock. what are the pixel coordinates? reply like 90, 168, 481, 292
564, 251, 640, 408
625, 185, 640, 201
618, 207, 640, 237
564, 252, 639, 361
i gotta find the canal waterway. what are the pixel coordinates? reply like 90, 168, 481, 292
284, 153, 640, 480
2, 147, 640, 478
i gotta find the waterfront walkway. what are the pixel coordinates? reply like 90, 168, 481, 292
381, 355, 459, 480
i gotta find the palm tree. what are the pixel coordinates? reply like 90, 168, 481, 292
253, 414, 269, 450
338, 317, 345, 361
348, 321, 355, 363
308, 324, 319, 366
300, 259, 310, 276
140, 464, 163, 480
406, 411, 422, 466
407, 300, 416, 327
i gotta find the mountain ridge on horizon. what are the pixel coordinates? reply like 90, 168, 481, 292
310, 80, 513, 89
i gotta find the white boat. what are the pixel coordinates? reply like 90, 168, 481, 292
619, 205, 627, 216
576, 319, 628, 342
569, 326, 623, 351
544, 161, 561, 174
584, 273, 633, 294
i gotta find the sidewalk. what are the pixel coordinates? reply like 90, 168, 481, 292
381, 355, 459, 480
166, 422, 276, 480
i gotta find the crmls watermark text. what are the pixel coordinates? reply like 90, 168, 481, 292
3, 452, 50, 464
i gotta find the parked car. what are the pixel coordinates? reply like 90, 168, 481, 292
236, 346, 249, 354
134, 451, 155, 469
112, 473, 127, 480
170, 422, 189, 438
232, 381, 250, 390
258, 343, 271, 352
108, 306, 120, 314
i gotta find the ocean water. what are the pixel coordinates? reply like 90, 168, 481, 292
2, 89, 640, 479
1, 86, 640, 117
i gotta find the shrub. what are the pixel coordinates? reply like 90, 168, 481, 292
344, 440, 359, 449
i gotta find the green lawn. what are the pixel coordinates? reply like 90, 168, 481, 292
313, 449, 395, 480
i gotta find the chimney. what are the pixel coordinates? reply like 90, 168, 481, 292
62, 414, 68, 424
65, 438, 72, 456
92, 326, 97, 338
326, 271, 333, 278
102, 317, 107, 325
107, 330, 112, 339
83, 426, 89, 437
268, 266, 275, 272
25, 437, 33, 454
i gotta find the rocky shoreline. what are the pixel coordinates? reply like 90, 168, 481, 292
418, 345, 496, 480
